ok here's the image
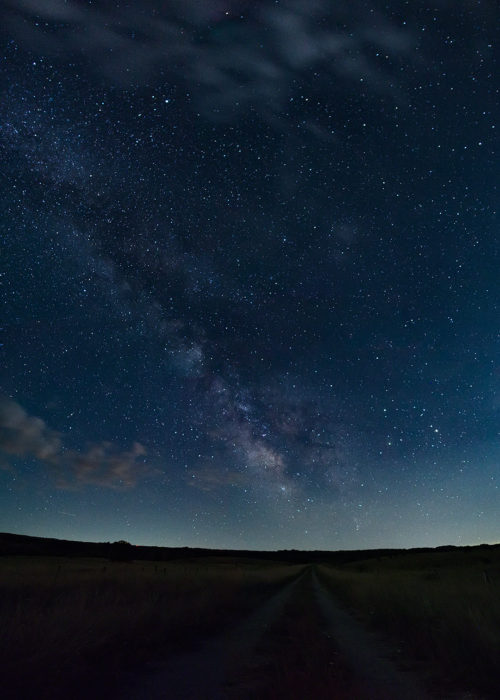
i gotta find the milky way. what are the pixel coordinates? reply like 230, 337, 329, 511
0, 1, 498, 549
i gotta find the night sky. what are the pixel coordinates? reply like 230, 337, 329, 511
1, 1, 498, 550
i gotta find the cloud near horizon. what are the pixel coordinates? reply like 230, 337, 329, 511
0, 397, 147, 489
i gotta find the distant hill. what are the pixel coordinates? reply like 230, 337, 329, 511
1, 531, 498, 564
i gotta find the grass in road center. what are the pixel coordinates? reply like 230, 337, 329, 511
224, 571, 365, 699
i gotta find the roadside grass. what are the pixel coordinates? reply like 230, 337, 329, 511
0, 555, 301, 699
318, 547, 500, 697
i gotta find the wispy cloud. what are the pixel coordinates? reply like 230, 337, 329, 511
187, 465, 248, 493
0, 397, 148, 489
64, 441, 147, 489
1, 0, 415, 119
0, 397, 62, 462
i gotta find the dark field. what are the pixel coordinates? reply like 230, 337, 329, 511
318, 547, 500, 698
1, 535, 499, 699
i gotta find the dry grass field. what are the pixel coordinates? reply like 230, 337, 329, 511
0, 555, 301, 698
318, 546, 500, 697
2, 544, 499, 698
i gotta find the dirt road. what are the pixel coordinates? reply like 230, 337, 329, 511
119, 567, 435, 699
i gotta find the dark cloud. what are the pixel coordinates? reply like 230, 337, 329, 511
0, 397, 147, 489
1, 0, 414, 119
